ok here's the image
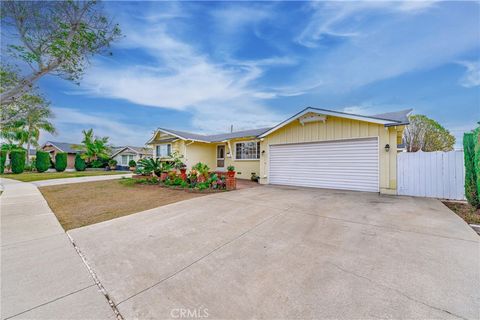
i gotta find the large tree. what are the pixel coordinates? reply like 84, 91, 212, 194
403, 114, 455, 152
1, 0, 121, 105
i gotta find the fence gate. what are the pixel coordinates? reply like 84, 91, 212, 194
397, 151, 465, 200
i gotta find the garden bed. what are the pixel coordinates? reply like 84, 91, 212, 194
442, 201, 480, 225
121, 177, 229, 193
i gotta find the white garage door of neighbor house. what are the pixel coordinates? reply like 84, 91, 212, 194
269, 137, 379, 192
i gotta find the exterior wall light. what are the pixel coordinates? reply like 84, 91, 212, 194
385, 144, 390, 152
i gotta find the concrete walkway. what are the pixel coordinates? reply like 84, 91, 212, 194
0, 178, 115, 320
32, 173, 132, 187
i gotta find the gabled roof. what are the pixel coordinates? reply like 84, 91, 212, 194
371, 109, 412, 126
148, 107, 411, 144
42, 141, 83, 153
110, 146, 153, 158
204, 127, 271, 142
157, 128, 212, 143
258, 107, 412, 138
150, 127, 272, 144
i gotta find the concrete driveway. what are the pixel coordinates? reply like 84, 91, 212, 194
69, 186, 479, 319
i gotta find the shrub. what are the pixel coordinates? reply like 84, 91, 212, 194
0, 150, 7, 174
11, 150, 26, 174
227, 165, 235, 172
55, 152, 68, 172
108, 159, 117, 168
74, 153, 86, 171
91, 159, 106, 168
36, 151, 51, 173
464, 132, 479, 208
129, 159, 136, 167
475, 128, 480, 202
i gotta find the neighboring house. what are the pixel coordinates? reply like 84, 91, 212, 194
27, 149, 36, 162
41, 141, 83, 169
110, 146, 153, 170
146, 107, 411, 194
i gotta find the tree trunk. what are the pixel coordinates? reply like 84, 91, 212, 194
26, 140, 31, 165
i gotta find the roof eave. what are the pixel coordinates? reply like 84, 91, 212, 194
259, 107, 394, 138
384, 121, 409, 127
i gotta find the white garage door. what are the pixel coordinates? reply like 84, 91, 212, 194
269, 138, 379, 192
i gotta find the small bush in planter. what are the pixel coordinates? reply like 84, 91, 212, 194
129, 160, 136, 168
11, 150, 26, 174
0, 150, 7, 174
75, 154, 86, 171
55, 152, 68, 172
227, 165, 235, 178
36, 151, 51, 173
108, 159, 118, 170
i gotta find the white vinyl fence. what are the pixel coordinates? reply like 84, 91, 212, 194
397, 151, 465, 200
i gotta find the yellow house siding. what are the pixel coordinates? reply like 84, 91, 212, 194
221, 138, 261, 180
260, 116, 404, 194
184, 142, 216, 169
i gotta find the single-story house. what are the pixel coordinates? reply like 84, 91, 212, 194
41, 141, 83, 169
110, 146, 153, 170
146, 107, 411, 194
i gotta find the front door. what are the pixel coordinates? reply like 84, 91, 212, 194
216, 145, 225, 168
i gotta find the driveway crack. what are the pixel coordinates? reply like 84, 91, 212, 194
66, 233, 124, 320
328, 262, 469, 320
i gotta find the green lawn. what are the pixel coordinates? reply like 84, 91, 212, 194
1, 170, 130, 182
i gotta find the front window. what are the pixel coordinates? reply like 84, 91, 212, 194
121, 155, 134, 165
156, 144, 171, 158
235, 141, 260, 160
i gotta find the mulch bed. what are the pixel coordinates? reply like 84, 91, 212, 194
442, 201, 480, 225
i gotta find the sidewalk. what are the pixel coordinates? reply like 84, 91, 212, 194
33, 173, 132, 187
0, 178, 115, 320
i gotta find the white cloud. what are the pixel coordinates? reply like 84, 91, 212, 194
41, 108, 153, 146
457, 60, 480, 88
291, 1, 479, 92
78, 13, 290, 132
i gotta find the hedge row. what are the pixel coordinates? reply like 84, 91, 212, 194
0, 151, 6, 174
55, 152, 67, 172
11, 150, 26, 174
464, 129, 480, 208
75, 154, 86, 171
36, 151, 51, 173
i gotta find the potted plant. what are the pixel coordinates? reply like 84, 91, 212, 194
128, 159, 137, 171
227, 165, 235, 178
175, 161, 187, 180
108, 159, 117, 170
160, 162, 173, 182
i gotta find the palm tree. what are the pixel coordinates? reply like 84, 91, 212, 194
1, 94, 56, 164
19, 98, 56, 164
78, 128, 110, 163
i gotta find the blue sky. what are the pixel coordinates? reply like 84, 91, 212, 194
32, 1, 480, 147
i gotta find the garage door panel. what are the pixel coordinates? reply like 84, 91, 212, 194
269, 138, 379, 192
